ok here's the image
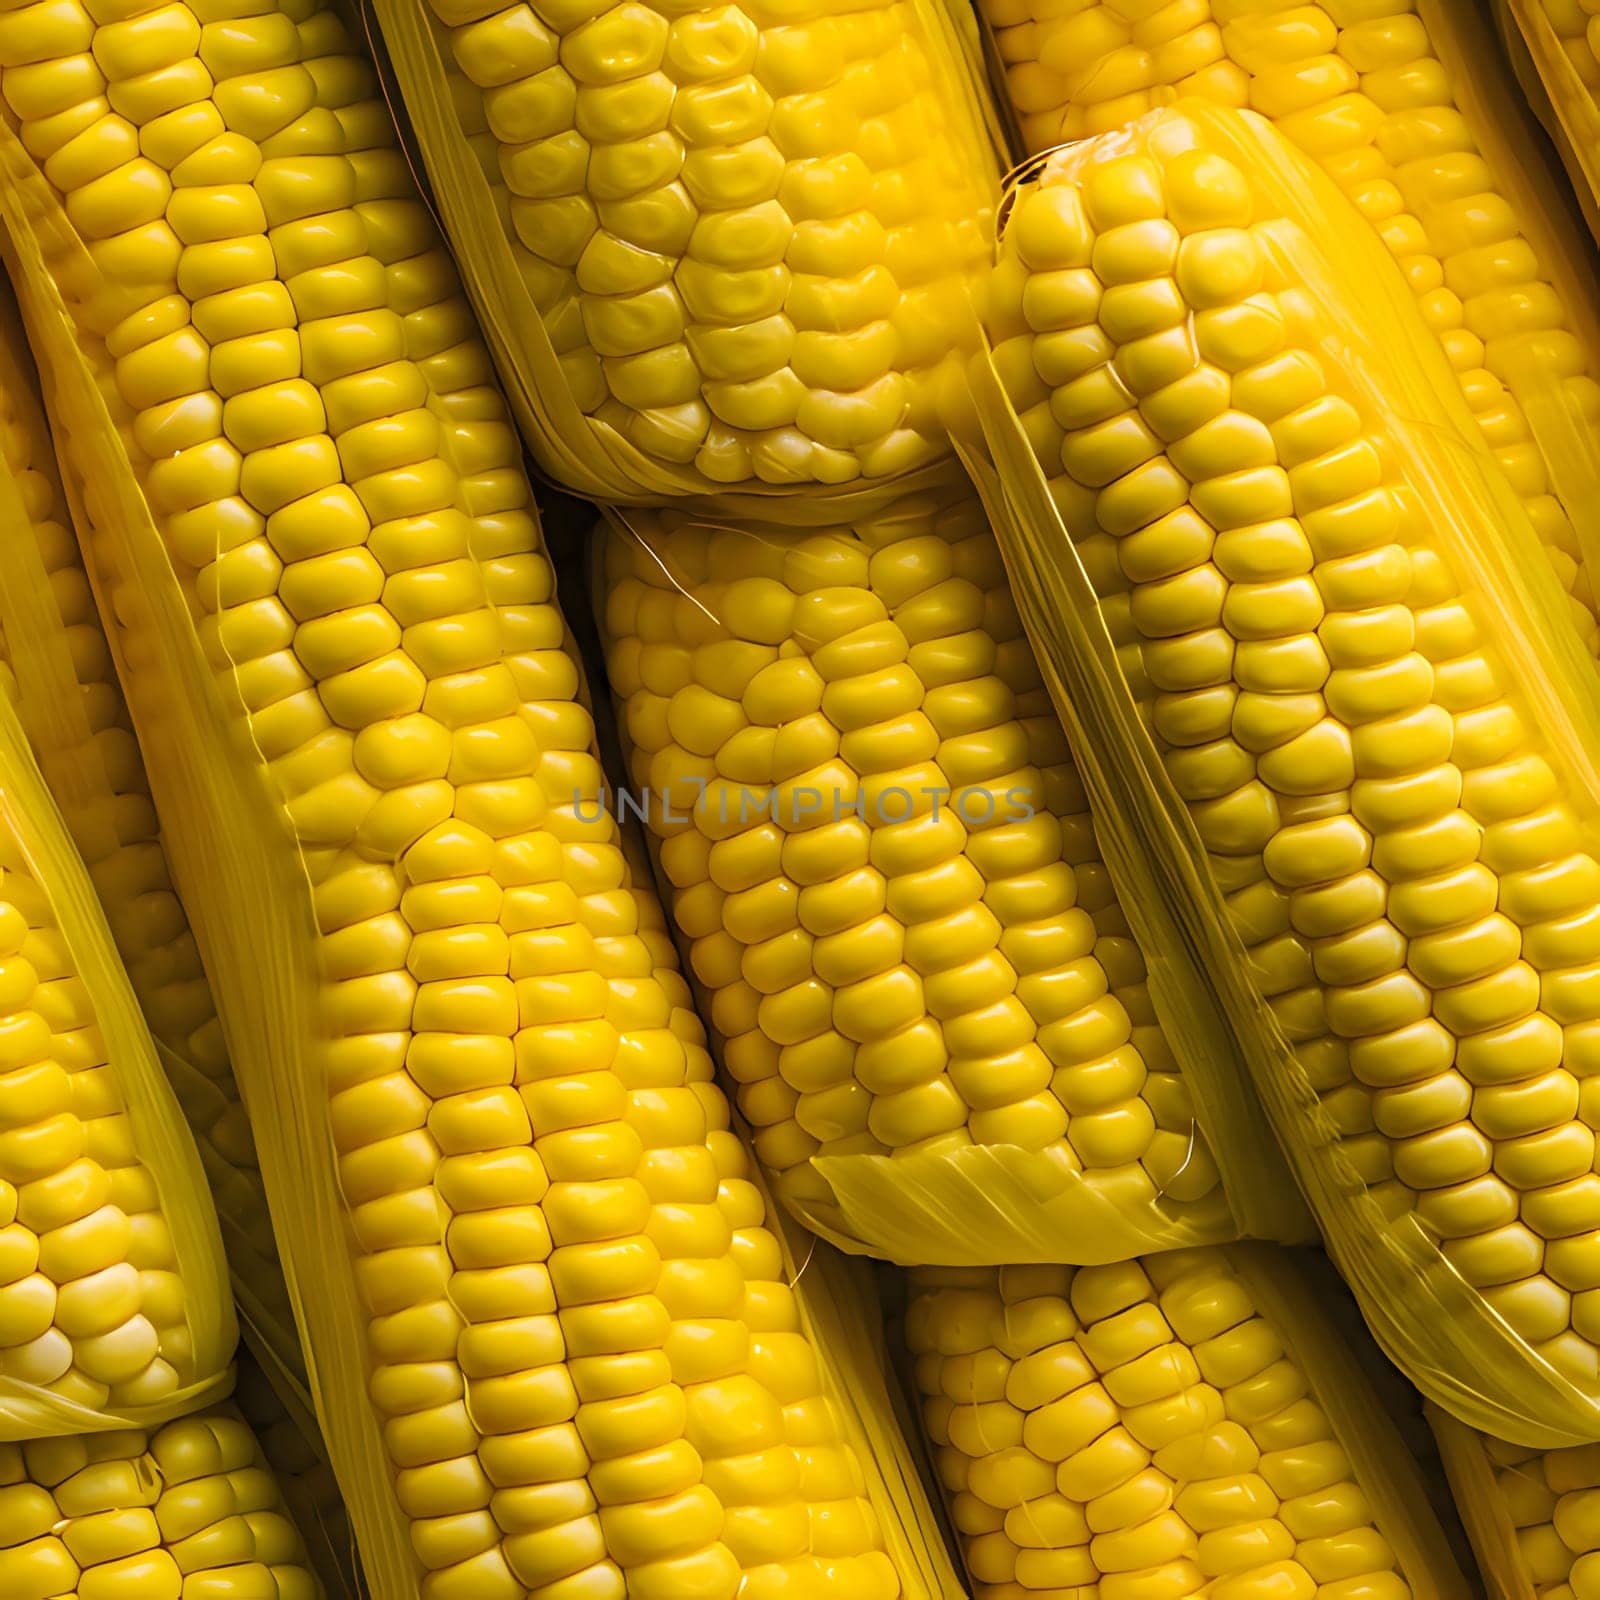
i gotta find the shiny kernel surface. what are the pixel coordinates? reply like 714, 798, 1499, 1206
985, 110, 1600, 1398
597, 490, 1233, 1256
907, 1252, 1416, 1599
0, 0, 915, 1588
1525, 0, 1600, 219
1541, 0, 1600, 90
232, 1352, 360, 1598
409, 0, 995, 493
1471, 1429, 1600, 1598
974, 0, 1600, 645
0, 283, 297, 1386
0, 815, 196, 1415
0, 1405, 320, 1599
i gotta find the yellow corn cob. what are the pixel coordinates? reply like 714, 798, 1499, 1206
0, 2, 964, 1592
1430, 1404, 1600, 1600
970, 0, 1600, 651
595, 487, 1303, 1260
233, 1351, 363, 1599
0, 272, 301, 1401
0, 1403, 322, 1598
359, 0, 1002, 502
0, 832, 193, 1416
974, 99, 1600, 1442
1, 248, 363, 1593
0, 671, 230, 1436
906, 1249, 1471, 1599
1494, 1, 1600, 255
1543, 0, 1600, 78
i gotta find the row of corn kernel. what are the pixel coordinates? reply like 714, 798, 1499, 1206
906, 1249, 1473, 1599
0, 1402, 323, 1598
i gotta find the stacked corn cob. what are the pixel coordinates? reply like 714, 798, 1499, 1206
0, 0, 1595, 1588
0, 1405, 324, 1598
0, 310, 328, 1591
945, 7, 1600, 1572
907, 1252, 1466, 1598
1469, 6, 1600, 1566
0, 0, 977, 1590
0, 313, 236, 1436
0, 707, 228, 1431
0, 252, 364, 1593
0, 265, 297, 1395
580, 279, 1473, 1598
967, 96, 1600, 1443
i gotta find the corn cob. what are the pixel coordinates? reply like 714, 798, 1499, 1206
0, 1403, 322, 1598
1544, 0, 1600, 78
595, 487, 1301, 1261
1494, 1, 1600, 256
1, 284, 355, 1570
1430, 1404, 1600, 1600
970, 0, 1600, 652
973, 101, 1600, 1443
360, 0, 1002, 502
0, 666, 230, 1436
233, 1351, 362, 1599
907, 1249, 1471, 1599
0, 270, 301, 1405
0, 308, 361, 1578
0, 3, 964, 1591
